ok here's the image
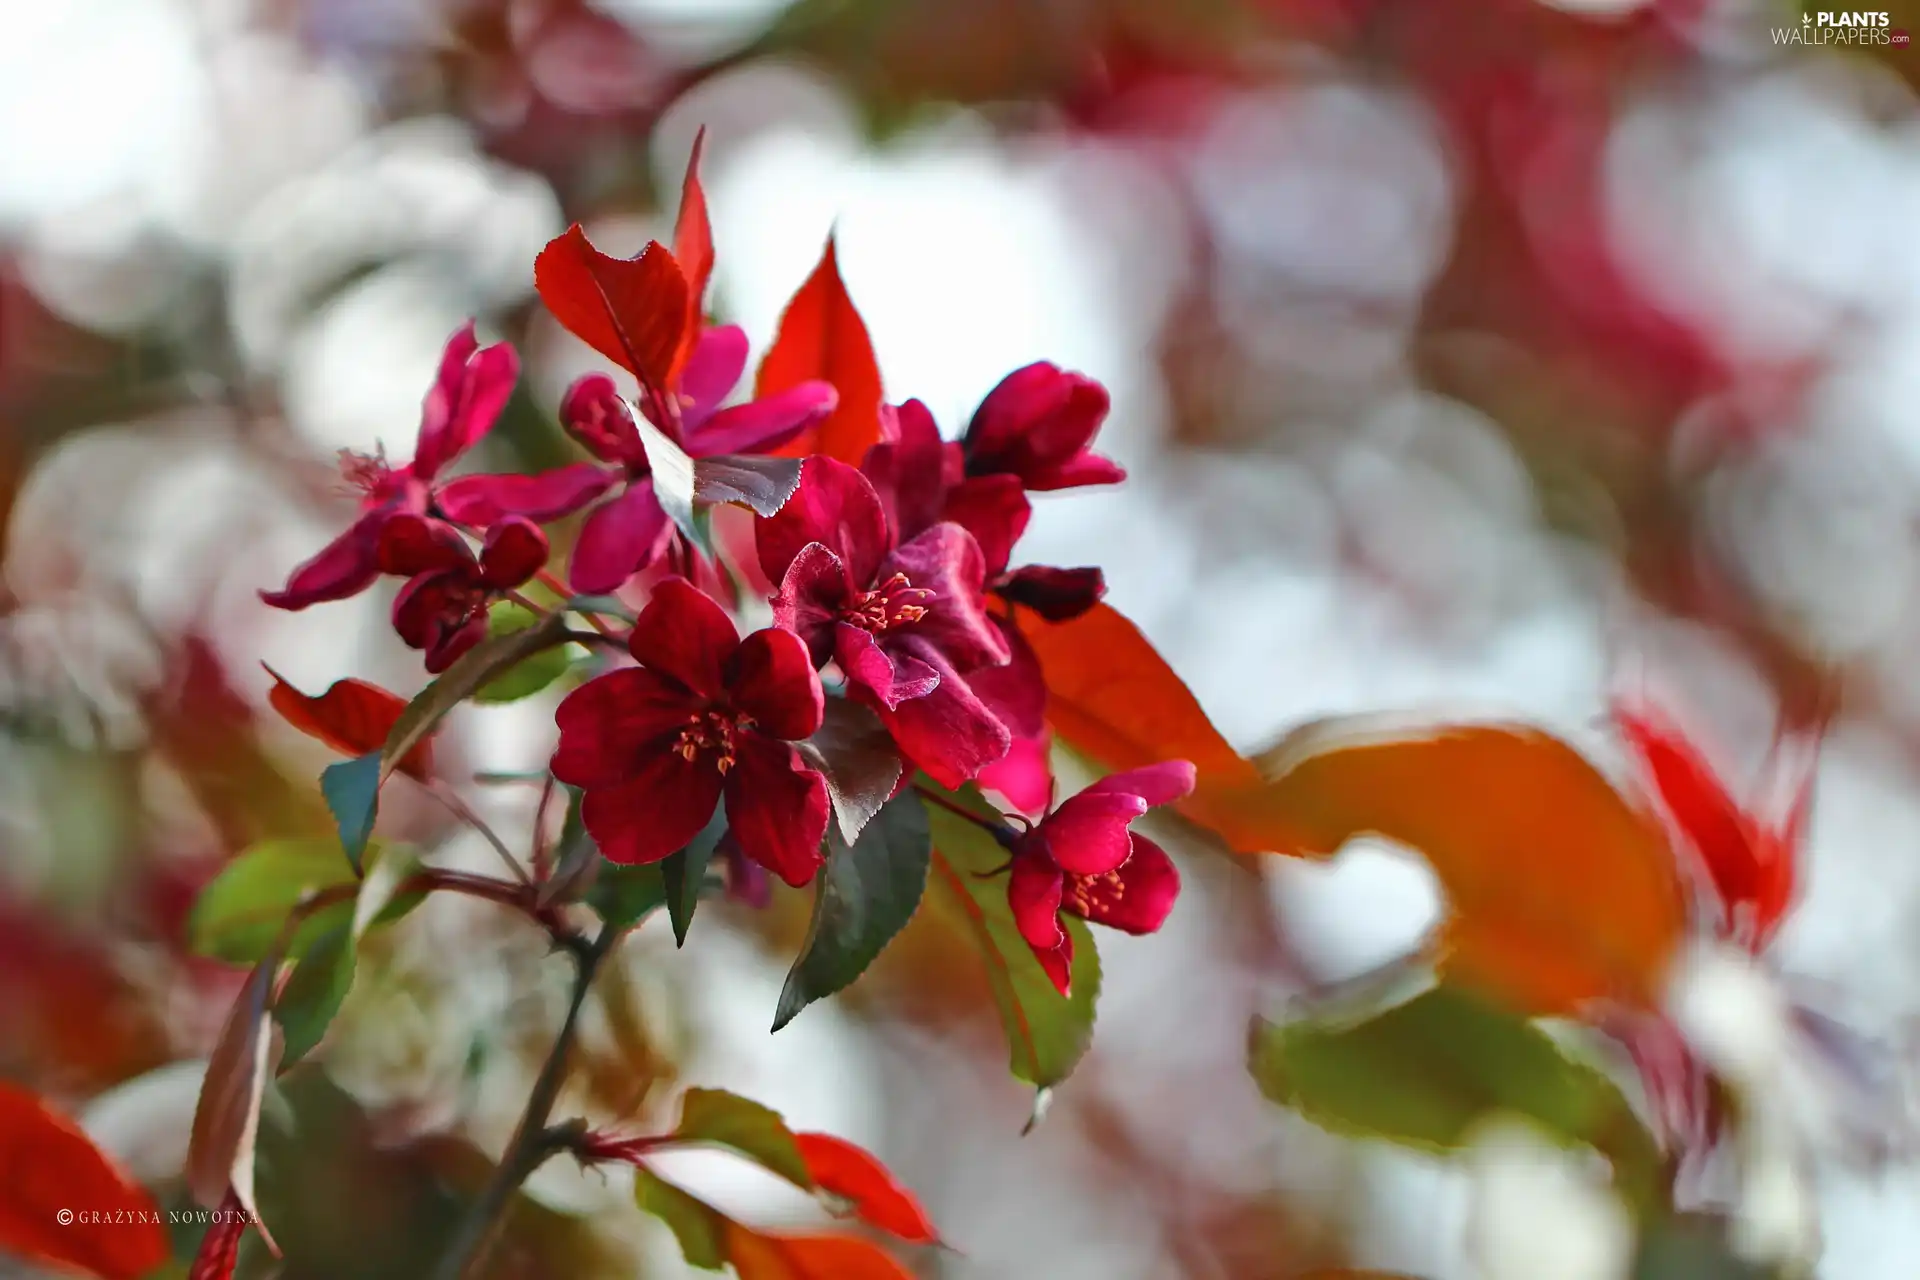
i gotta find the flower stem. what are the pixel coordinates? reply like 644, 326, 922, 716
912, 782, 1015, 839
429, 923, 620, 1280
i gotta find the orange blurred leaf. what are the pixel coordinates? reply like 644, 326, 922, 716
1019, 601, 1270, 850
186, 955, 280, 1252
755, 236, 883, 464
1247, 719, 1688, 1013
0, 1081, 167, 1280
794, 1132, 939, 1244
535, 225, 690, 394
724, 1223, 917, 1280
264, 666, 431, 781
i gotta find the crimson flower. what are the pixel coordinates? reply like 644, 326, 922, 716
962, 361, 1125, 492
1007, 761, 1193, 995
377, 515, 547, 673
860, 392, 1112, 794
551, 578, 829, 886
261, 323, 610, 610
560, 325, 834, 593
757, 457, 1013, 788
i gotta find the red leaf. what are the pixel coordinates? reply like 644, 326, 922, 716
794, 1133, 939, 1245
724, 1224, 917, 1280
264, 666, 431, 781
1018, 602, 1269, 850
535, 225, 690, 395
674, 128, 715, 327
186, 956, 280, 1253
1613, 696, 1809, 949
187, 1189, 248, 1280
0, 1081, 167, 1280
755, 236, 883, 464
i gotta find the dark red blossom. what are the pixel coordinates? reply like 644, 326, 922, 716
260, 322, 608, 610
962, 361, 1124, 492
377, 515, 548, 672
757, 457, 1013, 788
1007, 760, 1193, 995
551, 578, 829, 886
559, 325, 834, 593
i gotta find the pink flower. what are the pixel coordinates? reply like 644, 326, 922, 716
1007, 761, 1193, 995
377, 515, 548, 673
962, 361, 1125, 493
561, 325, 836, 594
550, 578, 829, 887
261, 323, 610, 610
757, 457, 1014, 789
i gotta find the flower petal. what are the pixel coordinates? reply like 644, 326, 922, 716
676, 324, 749, 427
582, 753, 726, 866
690, 383, 836, 457
477, 516, 549, 587
755, 456, 890, 588
838, 625, 940, 710
552, 668, 696, 788
378, 514, 477, 577
963, 362, 1120, 492
259, 509, 387, 610
883, 524, 1007, 672
725, 735, 830, 888
728, 627, 825, 740
436, 464, 615, 527
995, 565, 1105, 621
868, 637, 1011, 789
1072, 835, 1179, 935
392, 571, 467, 651
965, 619, 1045, 740
630, 577, 739, 698
569, 483, 673, 594
560, 373, 645, 465
414, 326, 519, 481
939, 475, 1028, 578
770, 543, 857, 666
860, 398, 951, 542
1008, 853, 1065, 953
977, 731, 1053, 815
1037, 792, 1146, 876
1083, 760, 1197, 809
426, 613, 488, 673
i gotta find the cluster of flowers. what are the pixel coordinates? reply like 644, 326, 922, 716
261, 151, 1189, 993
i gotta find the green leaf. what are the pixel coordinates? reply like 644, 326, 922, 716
774, 789, 929, 1032
190, 839, 363, 963
593, 863, 670, 930
922, 783, 1101, 1090
273, 919, 356, 1065
634, 1167, 727, 1270
799, 698, 903, 845
321, 751, 382, 873
380, 609, 568, 781
1247, 983, 1659, 1174
1634, 1214, 1779, 1280
672, 1088, 813, 1189
473, 604, 577, 704
662, 807, 730, 948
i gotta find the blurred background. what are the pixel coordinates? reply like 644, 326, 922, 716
5, 0, 1920, 1275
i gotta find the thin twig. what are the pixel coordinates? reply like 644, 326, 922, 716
427, 779, 532, 887
430, 924, 621, 1280
913, 782, 1012, 837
